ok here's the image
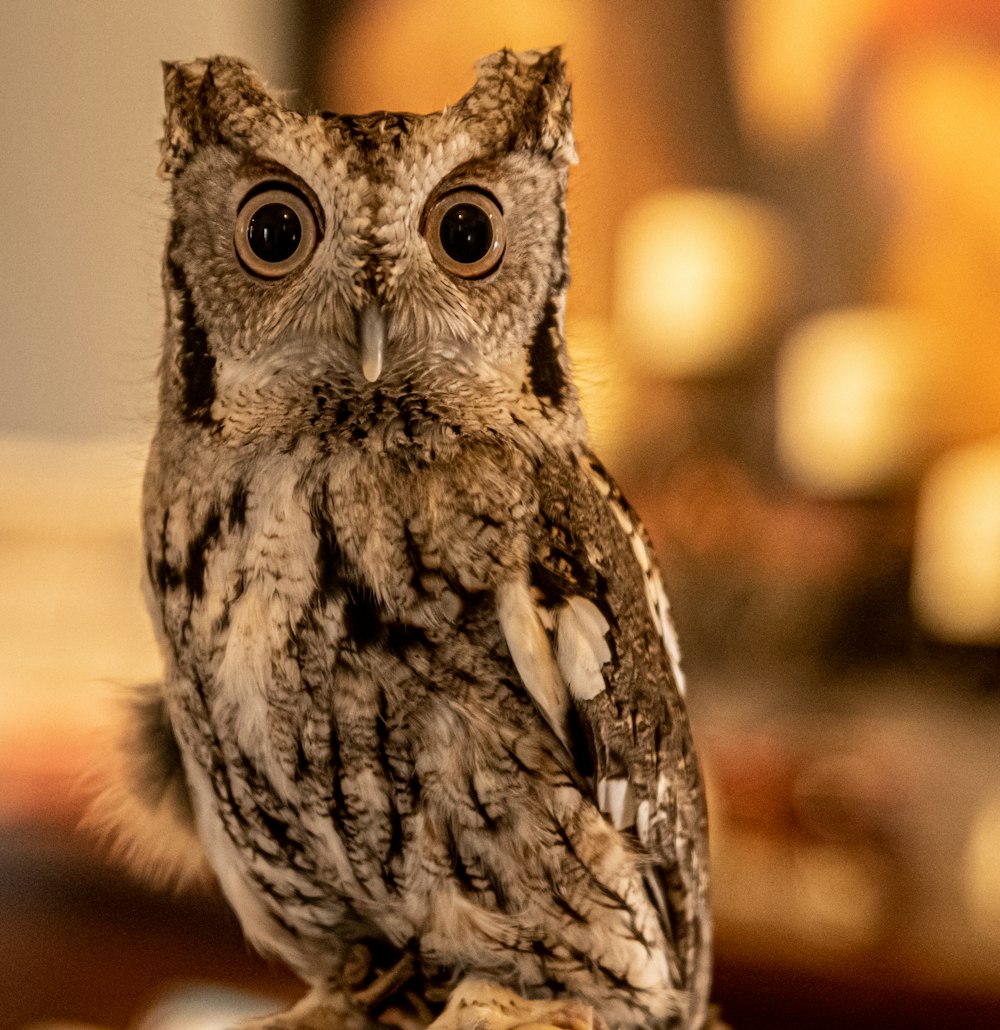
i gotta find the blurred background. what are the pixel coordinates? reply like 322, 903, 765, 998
2, 1, 999, 1028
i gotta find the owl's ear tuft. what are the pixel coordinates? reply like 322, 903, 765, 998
467, 47, 577, 168
160, 59, 205, 178
159, 56, 284, 179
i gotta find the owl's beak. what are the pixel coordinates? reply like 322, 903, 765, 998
359, 302, 388, 383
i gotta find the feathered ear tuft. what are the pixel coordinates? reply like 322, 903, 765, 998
159, 56, 285, 179
160, 59, 207, 178
464, 47, 577, 167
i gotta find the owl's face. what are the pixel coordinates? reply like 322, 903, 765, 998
160, 50, 580, 445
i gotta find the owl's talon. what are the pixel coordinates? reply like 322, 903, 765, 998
379, 1004, 430, 1030
341, 943, 374, 988
428, 979, 601, 1030
352, 951, 416, 1007
403, 989, 438, 1025
235, 990, 377, 1030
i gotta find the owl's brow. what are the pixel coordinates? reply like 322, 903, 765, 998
427, 157, 507, 198
232, 156, 306, 184
230, 157, 325, 232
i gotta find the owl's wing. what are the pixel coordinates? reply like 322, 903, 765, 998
497, 448, 711, 1009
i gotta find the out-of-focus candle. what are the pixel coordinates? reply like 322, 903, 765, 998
775, 307, 936, 495
616, 190, 793, 377
912, 437, 1000, 644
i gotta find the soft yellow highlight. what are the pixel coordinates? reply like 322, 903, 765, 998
776, 307, 935, 495
912, 437, 1000, 644
617, 190, 793, 378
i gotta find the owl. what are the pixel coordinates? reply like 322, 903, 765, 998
107, 47, 714, 1030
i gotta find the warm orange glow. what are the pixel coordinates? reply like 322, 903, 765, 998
727, 0, 889, 147
776, 307, 936, 495
319, 0, 584, 113
871, 41, 1000, 233
616, 190, 793, 377
869, 40, 1000, 446
912, 438, 1000, 644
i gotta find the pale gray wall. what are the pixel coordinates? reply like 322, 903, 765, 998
0, 1, 295, 439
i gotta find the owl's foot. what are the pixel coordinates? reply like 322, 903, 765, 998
353, 950, 417, 1008
427, 978, 605, 1030
235, 989, 378, 1030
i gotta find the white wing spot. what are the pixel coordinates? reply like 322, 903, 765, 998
575, 451, 688, 696
597, 776, 638, 830
609, 497, 634, 535
636, 799, 652, 843
556, 595, 611, 701
629, 530, 652, 573
497, 579, 569, 746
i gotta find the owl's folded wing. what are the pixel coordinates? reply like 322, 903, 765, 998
497, 447, 711, 1009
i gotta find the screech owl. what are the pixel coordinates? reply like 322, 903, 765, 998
107, 47, 714, 1030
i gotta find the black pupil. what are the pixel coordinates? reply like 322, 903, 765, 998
440, 202, 494, 264
247, 202, 302, 263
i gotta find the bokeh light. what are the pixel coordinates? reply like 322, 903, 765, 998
912, 438, 1000, 644
775, 307, 937, 495
616, 191, 794, 377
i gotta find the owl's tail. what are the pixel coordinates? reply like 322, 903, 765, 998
82, 682, 210, 889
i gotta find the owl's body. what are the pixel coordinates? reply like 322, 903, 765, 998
130, 49, 712, 1030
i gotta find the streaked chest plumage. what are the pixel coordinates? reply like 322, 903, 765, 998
146, 432, 669, 1014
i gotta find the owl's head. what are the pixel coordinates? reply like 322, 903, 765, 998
159, 49, 583, 451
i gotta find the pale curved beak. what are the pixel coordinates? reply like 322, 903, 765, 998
359, 302, 388, 383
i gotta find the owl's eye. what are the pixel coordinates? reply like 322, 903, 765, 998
234, 186, 318, 279
423, 188, 505, 279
